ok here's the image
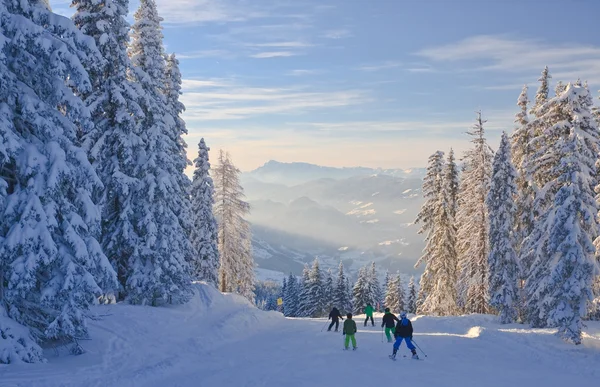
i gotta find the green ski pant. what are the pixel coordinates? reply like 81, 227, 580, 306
385, 327, 394, 341
344, 334, 357, 349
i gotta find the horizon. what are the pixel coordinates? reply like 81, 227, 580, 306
52, 0, 600, 171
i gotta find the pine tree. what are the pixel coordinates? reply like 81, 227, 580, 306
283, 273, 298, 317
304, 258, 325, 317
345, 276, 353, 314
0, 0, 117, 360
324, 268, 334, 313
190, 139, 219, 286
213, 150, 254, 301
445, 149, 460, 219
415, 151, 446, 311
368, 262, 382, 310
487, 132, 520, 324
296, 265, 311, 317
72, 0, 145, 301
384, 272, 405, 314
407, 277, 417, 314
530, 66, 551, 117
456, 112, 494, 314
525, 84, 600, 343
420, 161, 459, 316
333, 262, 351, 314
125, 0, 193, 305
352, 267, 370, 315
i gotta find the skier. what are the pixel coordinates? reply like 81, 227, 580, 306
381, 307, 399, 342
342, 313, 358, 350
364, 303, 375, 326
328, 307, 344, 331
390, 312, 419, 360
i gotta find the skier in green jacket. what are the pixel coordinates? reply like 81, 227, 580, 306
342, 313, 357, 350
381, 308, 400, 342
364, 303, 375, 327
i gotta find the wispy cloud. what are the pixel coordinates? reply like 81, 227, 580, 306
250, 51, 299, 58
177, 49, 235, 59
155, 0, 265, 24
181, 78, 369, 120
357, 61, 403, 72
247, 41, 313, 48
323, 29, 353, 39
287, 69, 324, 76
416, 35, 600, 84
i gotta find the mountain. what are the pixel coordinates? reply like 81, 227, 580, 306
244, 160, 426, 186
244, 163, 426, 278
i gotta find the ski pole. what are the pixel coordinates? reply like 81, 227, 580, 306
321, 320, 329, 332
411, 338, 428, 357
381, 327, 383, 343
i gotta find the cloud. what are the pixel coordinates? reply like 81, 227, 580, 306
180, 78, 369, 120
287, 69, 324, 76
154, 0, 265, 24
177, 49, 235, 59
416, 35, 600, 84
357, 61, 403, 72
247, 41, 313, 48
323, 29, 353, 39
250, 51, 299, 58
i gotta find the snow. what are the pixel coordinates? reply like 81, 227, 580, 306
1, 286, 599, 386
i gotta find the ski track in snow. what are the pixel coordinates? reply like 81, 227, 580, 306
1, 286, 599, 387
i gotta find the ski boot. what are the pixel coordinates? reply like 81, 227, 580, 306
389, 349, 397, 360
411, 349, 419, 360
352, 347, 357, 351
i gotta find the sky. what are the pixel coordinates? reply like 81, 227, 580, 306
51, 0, 600, 172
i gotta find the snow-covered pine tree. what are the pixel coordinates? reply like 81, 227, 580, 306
415, 151, 445, 312
296, 265, 311, 317
0, 0, 117, 359
555, 81, 566, 96
530, 66, 551, 117
283, 273, 298, 317
397, 274, 406, 312
445, 149, 460, 219
213, 150, 254, 301
345, 276, 353, 313
420, 159, 459, 316
456, 112, 494, 314
71, 0, 145, 301
352, 267, 370, 315
384, 272, 405, 313
333, 262, 350, 313
368, 262, 383, 310
525, 84, 600, 343
407, 277, 417, 314
324, 268, 334, 313
304, 258, 325, 317
190, 139, 219, 286
487, 132, 520, 324
126, 0, 193, 305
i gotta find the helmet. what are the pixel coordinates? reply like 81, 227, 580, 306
384, 307, 390, 313
400, 312, 407, 318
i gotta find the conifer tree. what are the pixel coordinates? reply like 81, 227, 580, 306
487, 132, 520, 324
445, 149, 460, 219
305, 258, 325, 317
415, 151, 446, 311
213, 150, 254, 301
0, 0, 117, 360
525, 84, 600, 343
324, 268, 334, 313
352, 268, 370, 315
72, 0, 147, 302
530, 66, 551, 117
345, 276, 353, 313
283, 273, 298, 317
384, 273, 405, 313
190, 139, 219, 286
333, 262, 351, 313
297, 265, 311, 317
126, 0, 193, 305
456, 112, 494, 314
407, 277, 417, 314
368, 262, 382, 310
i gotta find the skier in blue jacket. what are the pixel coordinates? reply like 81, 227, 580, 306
389, 312, 419, 360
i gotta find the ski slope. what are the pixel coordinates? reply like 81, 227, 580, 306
1, 284, 599, 387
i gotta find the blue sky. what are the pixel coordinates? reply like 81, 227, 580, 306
52, 0, 600, 171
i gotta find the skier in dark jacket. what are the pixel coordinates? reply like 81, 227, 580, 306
381, 308, 399, 342
327, 307, 344, 331
390, 312, 418, 360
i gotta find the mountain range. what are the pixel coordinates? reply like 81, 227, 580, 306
244, 161, 426, 280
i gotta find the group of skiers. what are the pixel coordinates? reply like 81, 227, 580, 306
327, 304, 419, 359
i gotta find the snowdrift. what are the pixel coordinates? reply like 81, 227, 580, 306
0, 283, 282, 387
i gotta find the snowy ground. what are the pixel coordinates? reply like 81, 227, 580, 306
1, 284, 599, 387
